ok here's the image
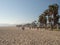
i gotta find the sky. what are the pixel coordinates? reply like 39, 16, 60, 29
0, 0, 60, 25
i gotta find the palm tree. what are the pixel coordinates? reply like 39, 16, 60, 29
38, 4, 59, 30
38, 14, 47, 29
44, 9, 49, 29
48, 4, 59, 30
31, 20, 37, 29
49, 4, 59, 25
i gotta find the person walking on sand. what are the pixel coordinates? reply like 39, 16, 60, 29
22, 26, 25, 30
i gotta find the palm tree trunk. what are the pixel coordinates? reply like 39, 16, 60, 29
57, 24, 59, 30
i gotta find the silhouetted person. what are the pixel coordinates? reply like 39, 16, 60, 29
22, 27, 25, 30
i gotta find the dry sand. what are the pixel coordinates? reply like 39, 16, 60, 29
0, 26, 60, 45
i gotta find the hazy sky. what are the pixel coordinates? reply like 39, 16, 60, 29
0, 0, 60, 24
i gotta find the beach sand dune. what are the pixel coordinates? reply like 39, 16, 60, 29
0, 27, 60, 45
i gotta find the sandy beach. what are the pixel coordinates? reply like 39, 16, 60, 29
0, 26, 60, 45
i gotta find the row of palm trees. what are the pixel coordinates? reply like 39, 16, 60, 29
38, 4, 60, 30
